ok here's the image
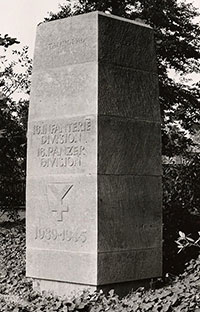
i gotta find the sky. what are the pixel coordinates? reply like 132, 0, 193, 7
0, 0, 68, 56
0, 0, 199, 58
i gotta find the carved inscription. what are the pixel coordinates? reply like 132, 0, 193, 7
32, 118, 92, 169
47, 37, 87, 50
35, 226, 87, 243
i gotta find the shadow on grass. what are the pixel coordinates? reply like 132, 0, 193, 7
0, 218, 25, 229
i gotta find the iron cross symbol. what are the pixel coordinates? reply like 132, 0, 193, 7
47, 183, 73, 221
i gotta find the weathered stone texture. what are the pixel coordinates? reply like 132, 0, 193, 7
33, 13, 98, 70
98, 175, 162, 252
98, 117, 161, 175
97, 248, 162, 284
98, 65, 160, 121
27, 248, 97, 284
98, 14, 157, 72
30, 64, 98, 120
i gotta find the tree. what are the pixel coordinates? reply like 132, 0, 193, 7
0, 34, 19, 48
45, 0, 200, 157
0, 34, 32, 217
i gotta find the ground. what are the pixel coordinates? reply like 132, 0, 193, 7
1, 220, 200, 311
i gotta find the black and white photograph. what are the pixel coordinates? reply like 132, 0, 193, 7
0, 0, 200, 310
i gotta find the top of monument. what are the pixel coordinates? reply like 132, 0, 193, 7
39, 11, 151, 29
96, 11, 151, 29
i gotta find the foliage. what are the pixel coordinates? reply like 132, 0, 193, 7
1, 222, 200, 311
162, 153, 200, 274
0, 34, 19, 48
163, 153, 200, 215
45, 0, 200, 158
176, 231, 200, 253
0, 36, 31, 217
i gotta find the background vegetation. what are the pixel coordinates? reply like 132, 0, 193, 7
0, 0, 200, 276
0, 35, 31, 217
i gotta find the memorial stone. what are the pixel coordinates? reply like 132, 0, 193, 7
26, 11, 162, 297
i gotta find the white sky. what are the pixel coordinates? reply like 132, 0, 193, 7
0, 0, 199, 58
0, 0, 67, 56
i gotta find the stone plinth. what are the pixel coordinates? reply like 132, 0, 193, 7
26, 11, 162, 297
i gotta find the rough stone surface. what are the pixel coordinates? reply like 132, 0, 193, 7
98, 14, 157, 72
98, 65, 160, 121
26, 11, 162, 297
98, 248, 162, 284
27, 248, 97, 284
33, 12, 98, 70
98, 175, 162, 252
30, 64, 98, 120
98, 117, 161, 175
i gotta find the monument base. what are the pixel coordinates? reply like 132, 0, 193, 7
32, 278, 153, 298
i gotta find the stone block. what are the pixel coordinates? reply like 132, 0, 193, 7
98, 64, 160, 121
98, 13, 157, 72
27, 248, 97, 284
26, 174, 98, 284
98, 117, 162, 175
27, 116, 97, 175
98, 175, 162, 252
29, 63, 98, 120
33, 12, 98, 70
97, 248, 162, 284
97, 174, 162, 284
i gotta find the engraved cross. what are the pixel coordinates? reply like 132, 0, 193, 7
48, 184, 73, 221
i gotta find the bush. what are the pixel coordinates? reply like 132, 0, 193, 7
0, 178, 25, 220
176, 231, 200, 252
163, 153, 200, 274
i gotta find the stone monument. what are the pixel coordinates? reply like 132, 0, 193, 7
26, 11, 162, 297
